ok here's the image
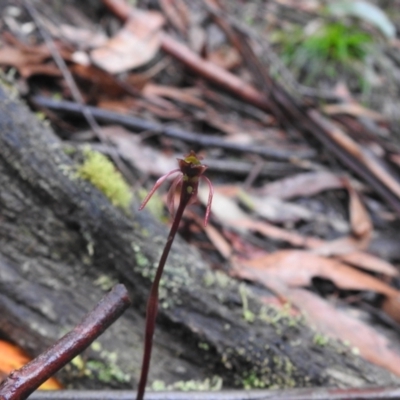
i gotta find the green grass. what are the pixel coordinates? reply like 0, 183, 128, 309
301, 23, 372, 64
277, 21, 373, 84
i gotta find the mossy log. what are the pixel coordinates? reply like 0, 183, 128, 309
0, 83, 398, 390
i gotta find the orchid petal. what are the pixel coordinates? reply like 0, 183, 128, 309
167, 175, 183, 217
139, 169, 181, 210
201, 176, 214, 227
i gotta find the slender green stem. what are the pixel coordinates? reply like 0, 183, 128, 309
136, 194, 190, 400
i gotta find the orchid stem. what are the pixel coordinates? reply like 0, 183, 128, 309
136, 196, 190, 400
136, 151, 213, 400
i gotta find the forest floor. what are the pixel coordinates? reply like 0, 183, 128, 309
2, 0, 400, 392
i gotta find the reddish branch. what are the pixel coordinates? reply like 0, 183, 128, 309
0, 284, 131, 400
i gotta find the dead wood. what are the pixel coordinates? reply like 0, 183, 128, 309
0, 82, 398, 390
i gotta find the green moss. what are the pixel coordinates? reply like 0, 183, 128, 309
85, 359, 130, 383
93, 274, 118, 291
62, 143, 77, 155
259, 302, 301, 328
313, 332, 330, 346
71, 350, 130, 384
77, 148, 132, 211
131, 240, 191, 307
203, 270, 231, 289
71, 355, 85, 371
242, 371, 266, 389
198, 342, 210, 351
152, 376, 222, 391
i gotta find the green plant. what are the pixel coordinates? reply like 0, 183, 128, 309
136, 151, 213, 400
304, 23, 371, 63
279, 21, 373, 82
152, 376, 222, 391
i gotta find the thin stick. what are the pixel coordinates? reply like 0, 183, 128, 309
32, 95, 314, 161
0, 284, 131, 400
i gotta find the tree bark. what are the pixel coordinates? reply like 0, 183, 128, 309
0, 83, 398, 390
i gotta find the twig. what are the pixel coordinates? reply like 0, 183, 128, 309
0, 284, 131, 400
31, 95, 314, 160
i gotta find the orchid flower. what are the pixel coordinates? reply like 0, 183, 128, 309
139, 150, 214, 226
136, 151, 213, 400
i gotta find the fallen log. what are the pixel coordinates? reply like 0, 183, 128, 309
0, 82, 398, 391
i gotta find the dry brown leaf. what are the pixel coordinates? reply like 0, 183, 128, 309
207, 45, 241, 70
309, 110, 400, 200
201, 108, 250, 136
99, 125, 176, 176
311, 236, 369, 257
97, 98, 139, 114
275, 0, 320, 12
344, 177, 372, 240
187, 210, 232, 259
91, 9, 165, 73
200, 187, 396, 277
143, 84, 206, 108
139, 100, 185, 119
323, 103, 385, 121
0, 46, 49, 77
233, 267, 400, 376
235, 218, 397, 277
50, 24, 107, 49
312, 177, 372, 256
70, 63, 127, 98
1, 32, 73, 75
243, 193, 316, 224
206, 185, 347, 230
198, 186, 248, 230
101, 94, 184, 119
203, 223, 232, 259
0, 340, 62, 389
259, 171, 344, 199
381, 295, 400, 324
232, 250, 399, 297
280, 288, 400, 378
